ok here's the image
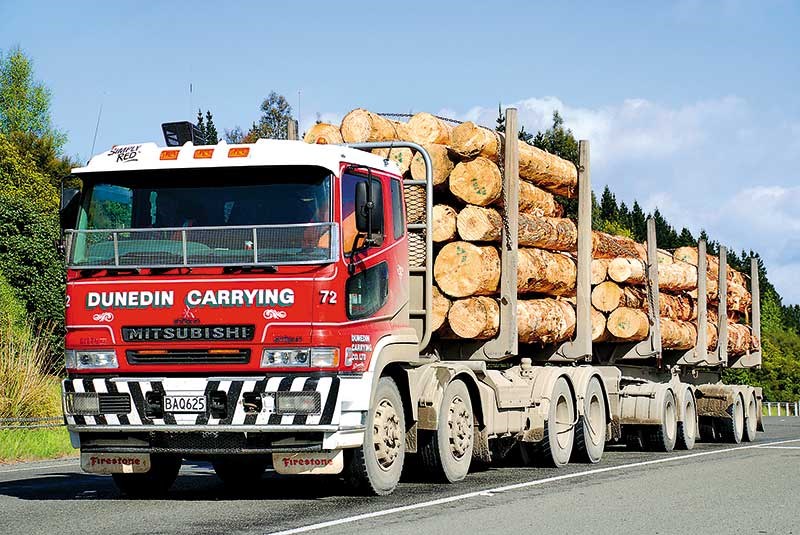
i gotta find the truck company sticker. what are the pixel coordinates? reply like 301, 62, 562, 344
84, 288, 294, 310
108, 144, 142, 163
346, 334, 372, 369
185, 288, 294, 308
86, 291, 174, 310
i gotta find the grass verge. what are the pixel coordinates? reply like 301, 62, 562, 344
0, 426, 75, 463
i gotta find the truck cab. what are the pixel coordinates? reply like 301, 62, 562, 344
61, 139, 422, 495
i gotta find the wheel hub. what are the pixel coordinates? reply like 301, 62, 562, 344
448, 395, 472, 460
373, 398, 402, 471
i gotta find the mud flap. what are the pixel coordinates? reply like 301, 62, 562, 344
81, 453, 151, 474
273, 450, 344, 475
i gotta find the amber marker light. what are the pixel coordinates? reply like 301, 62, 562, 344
228, 147, 250, 158
160, 150, 179, 160
194, 148, 214, 159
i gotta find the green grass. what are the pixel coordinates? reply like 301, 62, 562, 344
0, 426, 75, 463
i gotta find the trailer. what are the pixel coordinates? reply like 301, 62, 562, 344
59, 108, 762, 496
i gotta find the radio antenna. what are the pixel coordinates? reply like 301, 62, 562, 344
90, 94, 105, 157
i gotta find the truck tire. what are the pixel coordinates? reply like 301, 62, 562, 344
343, 376, 405, 496
212, 456, 268, 488
572, 377, 606, 464
720, 394, 744, 444
111, 454, 181, 497
645, 390, 677, 452
419, 379, 474, 482
743, 393, 758, 442
676, 389, 697, 450
522, 377, 575, 467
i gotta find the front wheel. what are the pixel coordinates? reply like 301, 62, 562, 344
112, 455, 181, 497
419, 379, 474, 482
343, 376, 406, 496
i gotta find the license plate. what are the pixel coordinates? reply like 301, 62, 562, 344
164, 395, 206, 413
81, 453, 151, 474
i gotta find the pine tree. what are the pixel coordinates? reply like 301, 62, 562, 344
599, 186, 618, 224
652, 208, 678, 248
204, 110, 219, 144
677, 227, 695, 247
630, 201, 647, 242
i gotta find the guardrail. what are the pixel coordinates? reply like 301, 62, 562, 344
0, 417, 64, 430
763, 402, 800, 417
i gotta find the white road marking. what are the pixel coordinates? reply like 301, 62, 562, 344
0, 461, 79, 475
267, 438, 800, 535
757, 445, 800, 450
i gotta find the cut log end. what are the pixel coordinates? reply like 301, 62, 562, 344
434, 242, 500, 298
607, 307, 650, 341
303, 123, 343, 145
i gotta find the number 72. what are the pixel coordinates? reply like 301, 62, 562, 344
319, 290, 337, 304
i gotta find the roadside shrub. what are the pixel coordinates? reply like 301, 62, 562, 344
0, 320, 61, 419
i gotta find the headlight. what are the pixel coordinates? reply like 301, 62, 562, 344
65, 350, 119, 370
260, 348, 339, 368
261, 348, 310, 367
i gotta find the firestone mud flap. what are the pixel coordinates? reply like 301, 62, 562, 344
273, 450, 344, 475
81, 452, 151, 474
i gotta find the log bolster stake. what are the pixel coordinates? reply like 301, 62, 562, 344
481, 108, 519, 359
609, 218, 663, 363
676, 239, 710, 366
551, 140, 592, 361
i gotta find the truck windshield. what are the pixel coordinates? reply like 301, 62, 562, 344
68, 166, 337, 268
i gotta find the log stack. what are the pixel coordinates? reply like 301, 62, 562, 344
590, 245, 756, 356
306, 110, 757, 357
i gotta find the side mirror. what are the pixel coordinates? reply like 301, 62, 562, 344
355, 180, 383, 240
60, 188, 80, 230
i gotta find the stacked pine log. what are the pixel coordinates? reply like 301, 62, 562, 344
304, 110, 757, 356
592, 246, 757, 356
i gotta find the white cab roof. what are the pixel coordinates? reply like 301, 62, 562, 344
73, 139, 401, 176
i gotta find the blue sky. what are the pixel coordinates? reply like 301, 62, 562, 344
3, 0, 800, 302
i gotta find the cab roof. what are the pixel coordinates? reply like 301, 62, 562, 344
73, 139, 401, 176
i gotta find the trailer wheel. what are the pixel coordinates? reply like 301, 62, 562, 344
343, 376, 405, 496
645, 390, 677, 452
419, 379, 474, 483
212, 456, 268, 488
743, 393, 758, 442
111, 455, 181, 497
720, 394, 745, 444
573, 377, 606, 463
522, 377, 575, 467
676, 389, 697, 450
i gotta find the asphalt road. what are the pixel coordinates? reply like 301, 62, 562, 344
1, 417, 798, 535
